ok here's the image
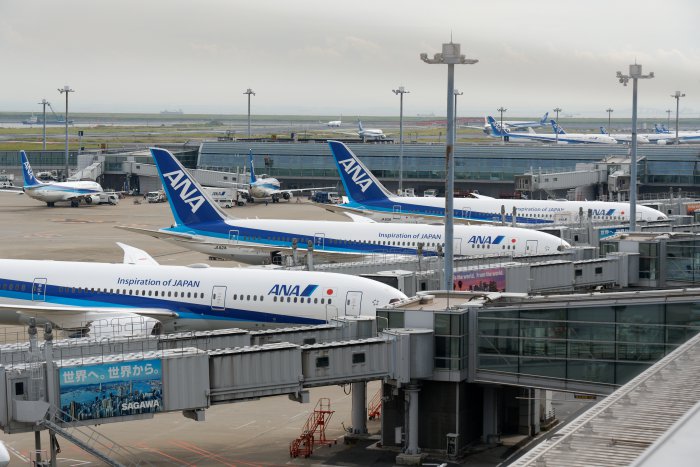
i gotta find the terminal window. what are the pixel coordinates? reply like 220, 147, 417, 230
316, 356, 330, 368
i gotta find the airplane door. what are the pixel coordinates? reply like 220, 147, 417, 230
314, 233, 325, 250
462, 207, 472, 222
393, 205, 402, 220
453, 238, 462, 256
228, 230, 239, 244
345, 291, 362, 316
211, 286, 227, 311
526, 240, 538, 254
32, 278, 47, 302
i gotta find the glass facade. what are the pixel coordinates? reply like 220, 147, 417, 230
0, 151, 77, 166
478, 301, 700, 386
199, 143, 700, 185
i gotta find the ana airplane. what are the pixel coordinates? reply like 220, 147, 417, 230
339, 121, 388, 141
650, 124, 700, 144
323, 140, 668, 226
118, 148, 570, 264
17, 151, 103, 207
471, 112, 549, 134
487, 117, 617, 144
238, 150, 332, 203
599, 127, 650, 144
0, 242, 406, 337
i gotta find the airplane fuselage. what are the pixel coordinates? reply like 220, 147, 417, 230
162, 218, 569, 263
335, 196, 667, 226
25, 180, 103, 203
0, 259, 405, 332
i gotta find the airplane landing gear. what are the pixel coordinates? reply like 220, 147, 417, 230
46, 202, 55, 207
70, 200, 80, 208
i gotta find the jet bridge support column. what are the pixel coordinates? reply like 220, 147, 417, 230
350, 382, 368, 435
44, 324, 57, 467
404, 384, 420, 455
482, 386, 500, 444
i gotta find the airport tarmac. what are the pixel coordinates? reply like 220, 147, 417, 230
0, 193, 589, 466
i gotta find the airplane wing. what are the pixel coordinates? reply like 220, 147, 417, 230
317, 203, 476, 224
0, 187, 24, 194
116, 225, 197, 241
117, 226, 368, 261
267, 186, 336, 196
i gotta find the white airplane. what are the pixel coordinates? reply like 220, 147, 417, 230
339, 121, 388, 141
236, 151, 333, 203
15, 151, 103, 207
324, 140, 668, 226
326, 116, 342, 128
470, 112, 549, 134
649, 123, 700, 144
487, 117, 617, 144
0, 441, 7, 467
0, 242, 406, 337
118, 148, 570, 264
599, 127, 650, 144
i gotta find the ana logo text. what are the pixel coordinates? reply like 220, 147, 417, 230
162, 170, 205, 214
467, 235, 505, 245
337, 158, 373, 193
268, 284, 319, 297
591, 209, 616, 216
24, 161, 35, 179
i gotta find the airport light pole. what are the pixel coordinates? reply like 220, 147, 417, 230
243, 88, 255, 138
672, 91, 685, 145
606, 108, 614, 131
392, 86, 410, 194
666, 109, 671, 131
421, 42, 478, 292
58, 86, 74, 180
553, 107, 562, 144
454, 90, 463, 144
617, 63, 654, 232
497, 107, 507, 143
39, 99, 48, 150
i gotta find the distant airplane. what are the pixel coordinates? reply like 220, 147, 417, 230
326, 116, 342, 127
235, 151, 333, 203
599, 127, 650, 144
650, 124, 700, 144
15, 151, 103, 207
468, 112, 549, 134
339, 121, 388, 141
0, 242, 406, 337
324, 140, 667, 225
119, 147, 569, 263
487, 117, 617, 144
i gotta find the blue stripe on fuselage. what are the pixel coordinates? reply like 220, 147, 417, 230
0, 277, 324, 325
168, 221, 440, 256
340, 199, 554, 225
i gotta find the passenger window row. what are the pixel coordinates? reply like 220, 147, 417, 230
56, 287, 205, 299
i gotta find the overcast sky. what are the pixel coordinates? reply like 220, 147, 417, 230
1, 0, 698, 117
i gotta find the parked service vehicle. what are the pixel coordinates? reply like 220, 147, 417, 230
312, 191, 341, 204
146, 191, 167, 203
98, 192, 119, 205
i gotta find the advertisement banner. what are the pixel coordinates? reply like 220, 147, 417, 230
453, 267, 506, 292
59, 358, 163, 422
598, 227, 629, 240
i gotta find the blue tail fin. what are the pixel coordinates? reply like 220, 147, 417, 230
654, 124, 662, 134
550, 120, 566, 135
600, 126, 608, 135
486, 116, 506, 137
19, 151, 43, 188
328, 141, 393, 204
149, 147, 226, 226
247, 150, 257, 184
539, 112, 549, 125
